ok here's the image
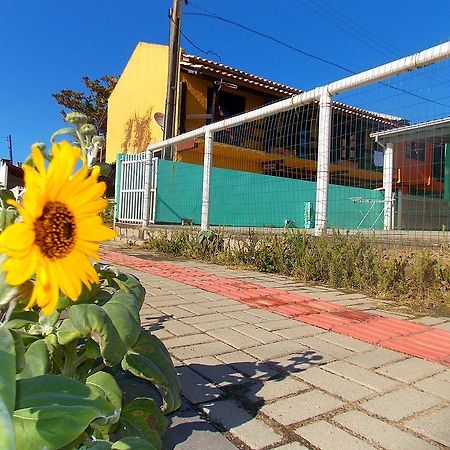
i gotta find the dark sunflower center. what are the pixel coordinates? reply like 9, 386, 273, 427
34, 201, 76, 259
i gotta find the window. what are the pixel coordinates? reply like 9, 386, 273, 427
406, 141, 426, 161
207, 88, 246, 122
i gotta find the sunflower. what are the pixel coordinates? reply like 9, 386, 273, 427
0, 141, 116, 315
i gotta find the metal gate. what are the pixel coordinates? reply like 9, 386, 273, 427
116, 151, 158, 225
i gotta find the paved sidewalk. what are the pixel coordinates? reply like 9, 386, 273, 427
101, 243, 450, 450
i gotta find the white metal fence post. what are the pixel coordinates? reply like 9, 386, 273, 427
383, 142, 394, 230
142, 150, 152, 226
201, 129, 213, 230
314, 90, 333, 235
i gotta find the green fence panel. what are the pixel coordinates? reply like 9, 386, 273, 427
154, 160, 384, 230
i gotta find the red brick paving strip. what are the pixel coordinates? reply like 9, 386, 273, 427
100, 250, 450, 365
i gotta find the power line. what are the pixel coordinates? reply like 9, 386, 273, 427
170, 17, 222, 61
185, 11, 354, 75
185, 5, 450, 109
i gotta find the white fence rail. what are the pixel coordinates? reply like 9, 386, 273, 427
116, 40, 450, 242
116, 151, 157, 225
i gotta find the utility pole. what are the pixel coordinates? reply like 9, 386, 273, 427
7, 135, 13, 164
163, 0, 184, 159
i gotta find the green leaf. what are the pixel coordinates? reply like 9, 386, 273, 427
112, 436, 157, 450
121, 331, 181, 413
0, 327, 16, 450
86, 371, 122, 416
0, 189, 16, 206
102, 290, 141, 349
6, 310, 39, 330
10, 330, 25, 374
14, 374, 115, 450
114, 273, 146, 308
57, 304, 127, 366
80, 441, 112, 450
50, 127, 78, 143
0, 208, 18, 231
16, 339, 49, 380
117, 397, 167, 439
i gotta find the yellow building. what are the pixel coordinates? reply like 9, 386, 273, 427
107, 42, 403, 187
106, 41, 300, 163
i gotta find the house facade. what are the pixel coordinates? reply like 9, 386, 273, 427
107, 42, 405, 190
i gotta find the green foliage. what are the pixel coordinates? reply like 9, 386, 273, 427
141, 228, 450, 316
0, 264, 181, 449
52, 76, 118, 135
0, 327, 16, 450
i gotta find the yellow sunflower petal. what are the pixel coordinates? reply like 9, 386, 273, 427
47, 142, 81, 199
3, 248, 38, 285
74, 199, 109, 218
77, 218, 117, 242
0, 223, 35, 258
54, 258, 83, 301
31, 146, 46, 174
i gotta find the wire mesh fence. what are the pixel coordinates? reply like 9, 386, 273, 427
115, 41, 450, 246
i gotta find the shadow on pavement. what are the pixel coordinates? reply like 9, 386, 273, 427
164, 351, 324, 449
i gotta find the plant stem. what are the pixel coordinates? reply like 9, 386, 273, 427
0, 300, 17, 326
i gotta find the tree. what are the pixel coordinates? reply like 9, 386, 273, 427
52, 75, 118, 135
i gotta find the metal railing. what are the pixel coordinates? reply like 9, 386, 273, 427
115, 41, 450, 243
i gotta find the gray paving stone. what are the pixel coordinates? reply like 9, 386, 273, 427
176, 366, 223, 404
216, 351, 280, 380
344, 348, 406, 369
298, 336, 354, 359
258, 318, 303, 331
197, 292, 230, 301
179, 303, 213, 315
275, 324, 326, 339
162, 320, 200, 337
184, 356, 247, 387
412, 316, 448, 326
202, 399, 283, 449
164, 408, 238, 450
213, 304, 250, 313
433, 369, 450, 383
225, 310, 268, 324
164, 334, 215, 349
149, 328, 175, 340
207, 327, 261, 350
295, 420, 374, 450
171, 341, 236, 360
434, 321, 450, 331
376, 358, 445, 383
273, 443, 308, 450
244, 375, 309, 404
414, 375, 450, 400
193, 318, 244, 332
158, 306, 195, 318
182, 313, 231, 325
360, 387, 442, 421
316, 332, 376, 353
246, 308, 287, 321
245, 341, 309, 361
150, 297, 192, 307
405, 405, 450, 447
232, 324, 283, 344
323, 361, 401, 393
261, 390, 344, 425
295, 366, 375, 402
334, 410, 437, 450
270, 351, 331, 374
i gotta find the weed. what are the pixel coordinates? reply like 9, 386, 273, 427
136, 228, 450, 316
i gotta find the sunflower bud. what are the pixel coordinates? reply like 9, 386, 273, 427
65, 112, 88, 126
92, 135, 105, 146
32, 142, 47, 152
79, 124, 96, 136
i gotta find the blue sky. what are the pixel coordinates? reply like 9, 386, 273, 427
1, 0, 449, 163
